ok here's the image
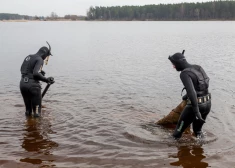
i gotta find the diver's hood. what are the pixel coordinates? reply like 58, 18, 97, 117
168, 52, 187, 71
37, 41, 53, 60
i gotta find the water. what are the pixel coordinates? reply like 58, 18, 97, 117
0, 21, 235, 168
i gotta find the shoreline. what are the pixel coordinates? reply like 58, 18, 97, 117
86, 18, 235, 21
1, 19, 235, 22
0, 19, 85, 22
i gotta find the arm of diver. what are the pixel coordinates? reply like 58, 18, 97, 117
33, 58, 48, 83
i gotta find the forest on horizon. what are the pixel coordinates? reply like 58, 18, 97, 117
87, 1, 235, 21
1, 1, 235, 21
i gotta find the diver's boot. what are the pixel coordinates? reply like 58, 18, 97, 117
33, 112, 41, 118
172, 135, 180, 141
25, 111, 32, 116
172, 131, 182, 140
194, 131, 204, 139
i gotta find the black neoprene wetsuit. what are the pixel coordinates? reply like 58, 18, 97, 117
169, 52, 211, 139
20, 47, 50, 117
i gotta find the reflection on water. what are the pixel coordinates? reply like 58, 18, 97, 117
170, 146, 209, 168
20, 117, 58, 166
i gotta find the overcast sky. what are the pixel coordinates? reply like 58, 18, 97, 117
1, 0, 211, 16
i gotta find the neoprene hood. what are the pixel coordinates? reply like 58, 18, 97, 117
168, 52, 187, 71
37, 41, 53, 60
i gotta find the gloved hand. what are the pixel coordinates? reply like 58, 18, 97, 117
182, 94, 188, 100
195, 111, 205, 123
47, 77, 55, 84
40, 70, 46, 76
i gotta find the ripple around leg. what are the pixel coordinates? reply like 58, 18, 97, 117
123, 122, 218, 147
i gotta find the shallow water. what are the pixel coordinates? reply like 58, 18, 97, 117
0, 21, 235, 168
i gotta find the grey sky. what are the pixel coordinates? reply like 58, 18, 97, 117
1, 0, 211, 16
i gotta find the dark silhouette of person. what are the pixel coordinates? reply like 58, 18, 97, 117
170, 146, 209, 168
20, 42, 54, 117
20, 118, 58, 165
168, 51, 211, 139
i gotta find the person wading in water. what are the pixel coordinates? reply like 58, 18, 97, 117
20, 42, 54, 117
168, 50, 211, 140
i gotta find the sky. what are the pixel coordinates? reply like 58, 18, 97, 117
1, 0, 212, 17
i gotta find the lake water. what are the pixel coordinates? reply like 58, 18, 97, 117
0, 21, 235, 168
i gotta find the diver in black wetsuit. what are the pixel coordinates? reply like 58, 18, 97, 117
168, 51, 211, 139
20, 42, 54, 117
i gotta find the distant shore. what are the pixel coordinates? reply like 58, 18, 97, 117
0, 20, 28, 22
1, 19, 235, 22
86, 19, 235, 21
0, 19, 85, 22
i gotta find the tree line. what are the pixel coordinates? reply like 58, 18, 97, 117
0, 12, 85, 21
0, 13, 33, 20
86, 1, 235, 20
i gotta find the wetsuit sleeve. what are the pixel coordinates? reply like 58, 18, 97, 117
180, 72, 199, 114
33, 58, 48, 83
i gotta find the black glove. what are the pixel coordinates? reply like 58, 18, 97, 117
182, 94, 188, 100
47, 77, 55, 84
40, 70, 46, 76
195, 111, 205, 123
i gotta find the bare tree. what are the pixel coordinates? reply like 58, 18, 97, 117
50, 12, 58, 20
